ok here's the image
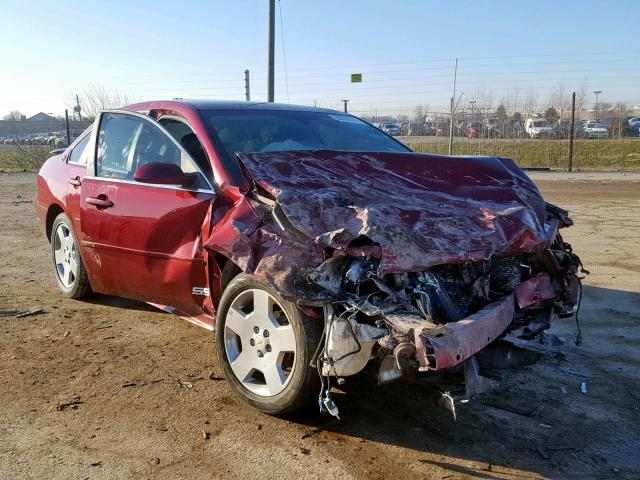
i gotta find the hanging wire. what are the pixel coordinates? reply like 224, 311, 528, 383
278, 0, 290, 103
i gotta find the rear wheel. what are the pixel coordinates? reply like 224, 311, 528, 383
215, 274, 321, 414
51, 213, 90, 298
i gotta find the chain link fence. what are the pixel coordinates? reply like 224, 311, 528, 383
358, 107, 640, 171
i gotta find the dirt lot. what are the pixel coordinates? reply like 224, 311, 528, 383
1, 172, 639, 480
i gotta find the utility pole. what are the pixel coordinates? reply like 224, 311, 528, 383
593, 90, 602, 121
244, 69, 251, 101
568, 91, 576, 172
448, 58, 458, 155
64, 109, 71, 146
75, 94, 82, 123
267, 0, 275, 102
342, 99, 349, 113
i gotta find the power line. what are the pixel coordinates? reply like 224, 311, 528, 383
277, 0, 290, 103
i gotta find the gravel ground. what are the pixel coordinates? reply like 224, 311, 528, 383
0, 172, 639, 480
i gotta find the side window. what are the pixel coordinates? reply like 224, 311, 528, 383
96, 113, 209, 189
69, 132, 91, 164
96, 113, 140, 179
159, 118, 213, 178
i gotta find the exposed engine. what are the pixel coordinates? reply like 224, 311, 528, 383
314, 233, 584, 413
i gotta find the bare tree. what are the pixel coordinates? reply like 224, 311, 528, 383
2, 110, 25, 121
611, 102, 632, 138
473, 87, 494, 123
549, 83, 570, 120
574, 83, 589, 119
544, 107, 559, 121
522, 89, 539, 117
597, 102, 613, 117
411, 104, 429, 124
67, 85, 136, 121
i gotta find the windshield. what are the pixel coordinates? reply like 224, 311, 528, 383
203, 109, 409, 158
532, 121, 548, 127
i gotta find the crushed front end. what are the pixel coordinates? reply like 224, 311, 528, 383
312, 233, 583, 378
204, 150, 586, 418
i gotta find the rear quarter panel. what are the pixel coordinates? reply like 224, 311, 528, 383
36, 154, 69, 237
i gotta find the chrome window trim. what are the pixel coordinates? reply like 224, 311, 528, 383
93, 109, 215, 192
82, 175, 216, 195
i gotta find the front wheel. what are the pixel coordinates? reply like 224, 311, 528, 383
215, 274, 322, 414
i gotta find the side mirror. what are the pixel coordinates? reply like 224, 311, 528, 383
133, 162, 194, 186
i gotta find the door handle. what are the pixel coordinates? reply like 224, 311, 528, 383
68, 176, 81, 188
86, 196, 113, 209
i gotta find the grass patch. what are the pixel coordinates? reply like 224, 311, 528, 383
409, 139, 640, 170
0, 146, 52, 173
1, 139, 639, 172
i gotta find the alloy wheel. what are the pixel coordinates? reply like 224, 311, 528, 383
223, 288, 297, 397
53, 223, 78, 288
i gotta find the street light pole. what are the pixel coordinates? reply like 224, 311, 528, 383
593, 90, 602, 121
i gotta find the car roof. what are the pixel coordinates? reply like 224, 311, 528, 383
127, 99, 337, 113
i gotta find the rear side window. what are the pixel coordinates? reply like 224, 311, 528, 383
69, 132, 91, 164
96, 112, 209, 189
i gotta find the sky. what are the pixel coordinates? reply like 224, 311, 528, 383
1, 0, 638, 118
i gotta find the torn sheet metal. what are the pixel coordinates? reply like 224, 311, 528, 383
204, 150, 562, 301
235, 151, 551, 278
414, 295, 515, 371
514, 273, 557, 309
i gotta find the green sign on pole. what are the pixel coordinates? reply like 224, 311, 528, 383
351, 73, 362, 83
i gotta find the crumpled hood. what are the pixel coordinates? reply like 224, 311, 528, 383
234, 150, 551, 276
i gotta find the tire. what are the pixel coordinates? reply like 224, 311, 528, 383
51, 213, 90, 299
215, 274, 322, 414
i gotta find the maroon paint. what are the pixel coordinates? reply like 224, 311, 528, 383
415, 295, 515, 370
204, 150, 556, 300
36, 100, 580, 370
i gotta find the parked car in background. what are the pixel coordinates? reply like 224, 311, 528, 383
628, 117, 640, 137
380, 122, 401, 136
552, 120, 571, 139
453, 120, 466, 136
483, 118, 499, 137
435, 121, 449, 136
464, 121, 482, 138
600, 116, 639, 138
424, 122, 438, 136
406, 122, 428, 136
525, 118, 553, 138
579, 121, 608, 139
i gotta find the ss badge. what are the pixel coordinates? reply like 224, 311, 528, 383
192, 287, 210, 297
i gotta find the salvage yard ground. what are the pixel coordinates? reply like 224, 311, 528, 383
0, 172, 639, 479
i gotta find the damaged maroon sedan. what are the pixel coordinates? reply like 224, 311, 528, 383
36, 100, 583, 416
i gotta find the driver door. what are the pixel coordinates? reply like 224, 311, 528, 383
79, 111, 216, 316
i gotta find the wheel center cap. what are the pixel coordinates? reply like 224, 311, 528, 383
254, 334, 265, 347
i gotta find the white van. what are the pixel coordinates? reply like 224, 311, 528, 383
525, 118, 553, 138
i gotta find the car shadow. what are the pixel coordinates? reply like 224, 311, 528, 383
80, 294, 162, 313
283, 285, 640, 478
